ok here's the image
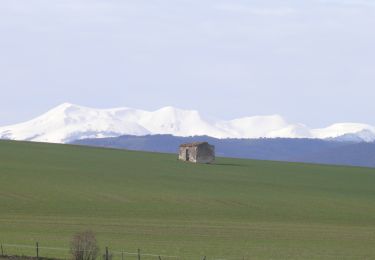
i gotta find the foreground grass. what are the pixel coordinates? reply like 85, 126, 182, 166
1, 140, 375, 259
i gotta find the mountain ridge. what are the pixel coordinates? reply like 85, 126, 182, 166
1, 103, 375, 143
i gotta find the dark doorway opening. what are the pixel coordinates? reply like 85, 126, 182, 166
186, 149, 189, 161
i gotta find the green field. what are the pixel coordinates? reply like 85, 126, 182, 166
1, 140, 375, 260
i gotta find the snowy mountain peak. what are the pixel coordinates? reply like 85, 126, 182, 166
157, 106, 182, 112
330, 129, 375, 143
40, 103, 89, 121
154, 106, 201, 118
0, 103, 375, 143
51, 102, 81, 111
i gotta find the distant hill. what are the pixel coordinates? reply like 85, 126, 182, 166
72, 135, 375, 168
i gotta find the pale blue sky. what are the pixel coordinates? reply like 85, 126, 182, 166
0, 0, 374, 127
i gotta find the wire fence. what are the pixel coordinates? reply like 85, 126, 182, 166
0, 243, 182, 260
1, 242, 362, 260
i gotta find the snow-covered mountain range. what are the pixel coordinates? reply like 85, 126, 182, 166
0, 103, 374, 143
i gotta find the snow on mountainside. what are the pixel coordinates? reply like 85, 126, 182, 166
0, 103, 375, 143
329, 129, 375, 143
216, 115, 289, 139
311, 123, 375, 139
0, 103, 150, 143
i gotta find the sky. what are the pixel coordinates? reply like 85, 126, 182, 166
0, 0, 374, 127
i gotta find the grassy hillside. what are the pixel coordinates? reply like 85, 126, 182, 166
1, 140, 375, 259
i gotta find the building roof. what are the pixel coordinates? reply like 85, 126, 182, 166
179, 142, 209, 148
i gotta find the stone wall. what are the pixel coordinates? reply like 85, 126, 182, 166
179, 146, 198, 163
179, 143, 215, 164
196, 144, 215, 164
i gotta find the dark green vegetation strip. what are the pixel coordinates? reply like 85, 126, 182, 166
1, 140, 375, 259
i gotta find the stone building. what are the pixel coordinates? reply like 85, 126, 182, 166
178, 142, 215, 164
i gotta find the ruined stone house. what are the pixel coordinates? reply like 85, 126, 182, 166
178, 142, 215, 164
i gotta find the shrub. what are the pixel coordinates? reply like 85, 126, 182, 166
70, 231, 99, 260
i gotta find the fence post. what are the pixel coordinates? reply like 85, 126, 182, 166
137, 248, 141, 260
122, 250, 124, 260
105, 247, 109, 260
158, 256, 162, 260
36, 242, 39, 259
1, 244, 3, 256
202, 256, 206, 260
